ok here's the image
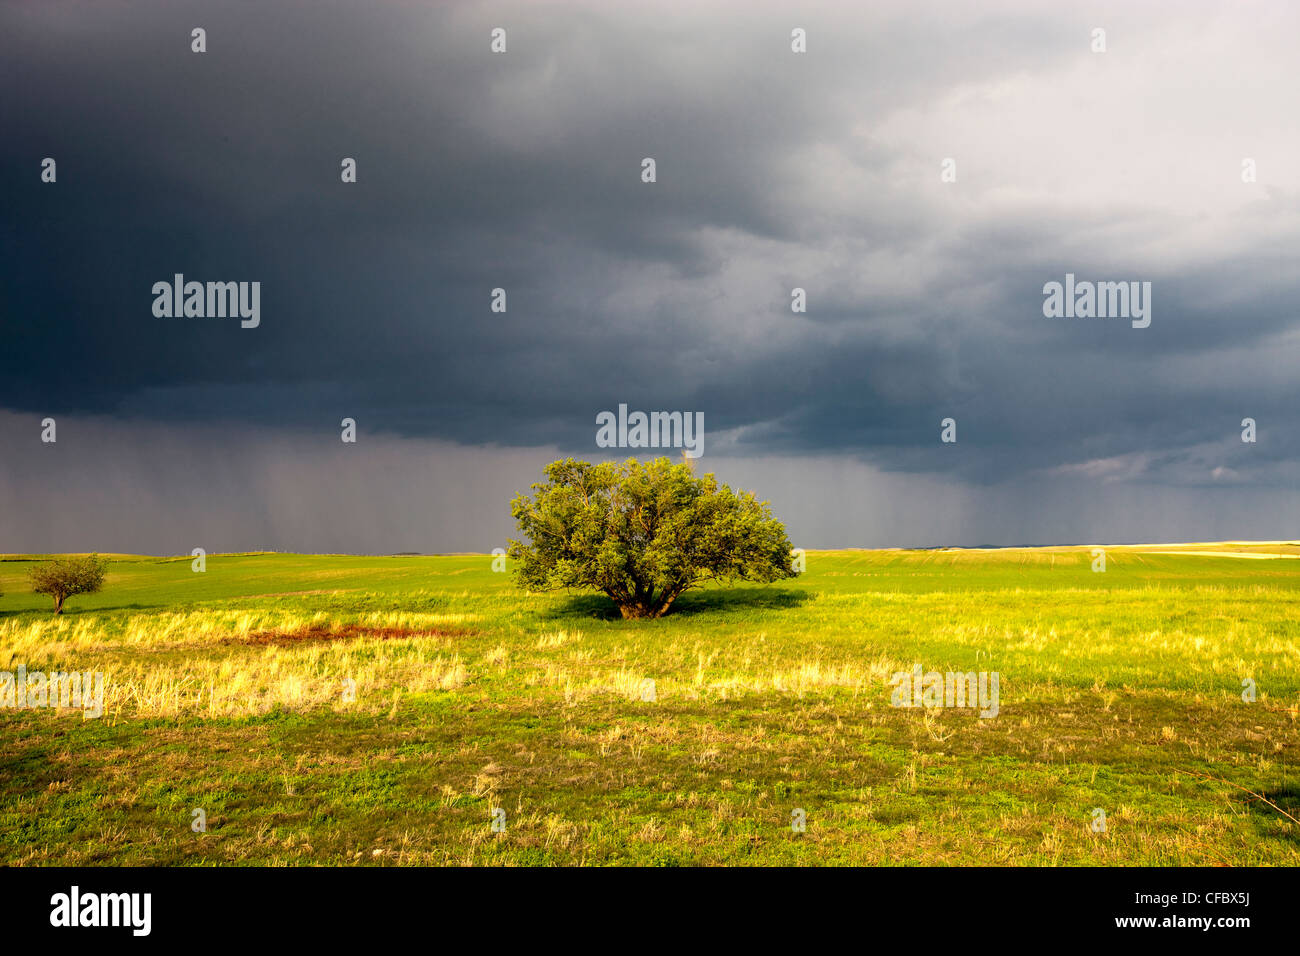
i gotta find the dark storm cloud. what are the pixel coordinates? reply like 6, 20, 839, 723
3, 409, 1295, 555
2, 0, 1299, 553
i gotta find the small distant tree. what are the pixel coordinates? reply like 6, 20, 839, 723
28, 554, 109, 614
508, 457, 796, 619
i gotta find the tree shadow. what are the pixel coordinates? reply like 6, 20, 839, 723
67, 603, 154, 614
544, 586, 809, 621
670, 586, 809, 617
0, 602, 154, 620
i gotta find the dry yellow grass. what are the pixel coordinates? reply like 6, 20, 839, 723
0, 609, 473, 718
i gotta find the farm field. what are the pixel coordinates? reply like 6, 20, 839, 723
1, 544, 1298, 866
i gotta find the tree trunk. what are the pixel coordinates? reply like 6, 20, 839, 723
653, 592, 680, 618
53, 593, 64, 614
617, 589, 682, 619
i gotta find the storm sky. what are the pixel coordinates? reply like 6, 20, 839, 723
2, 0, 1298, 553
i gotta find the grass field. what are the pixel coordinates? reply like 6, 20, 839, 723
2, 544, 1298, 866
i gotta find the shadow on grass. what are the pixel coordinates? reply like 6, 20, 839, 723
545, 586, 809, 621
0, 602, 155, 620
70, 603, 156, 615
1245, 783, 1300, 841
0, 741, 61, 796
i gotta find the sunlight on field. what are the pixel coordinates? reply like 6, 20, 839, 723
1, 546, 1297, 865
0, 608, 476, 717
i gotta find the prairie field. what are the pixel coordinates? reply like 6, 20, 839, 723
1, 544, 1298, 866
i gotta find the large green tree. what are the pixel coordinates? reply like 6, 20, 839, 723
508, 457, 797, 619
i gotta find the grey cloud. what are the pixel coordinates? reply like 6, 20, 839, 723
1, 0, 1298, 550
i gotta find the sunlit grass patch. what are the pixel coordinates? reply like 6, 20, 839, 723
1, 547, 1297, 865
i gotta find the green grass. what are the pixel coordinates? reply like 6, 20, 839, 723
1, 544, 1298, 865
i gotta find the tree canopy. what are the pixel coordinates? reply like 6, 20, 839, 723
508, 457, 796, 618
28, 554, 109, 614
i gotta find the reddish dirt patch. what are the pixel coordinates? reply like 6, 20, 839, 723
221, 624, 474, 647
